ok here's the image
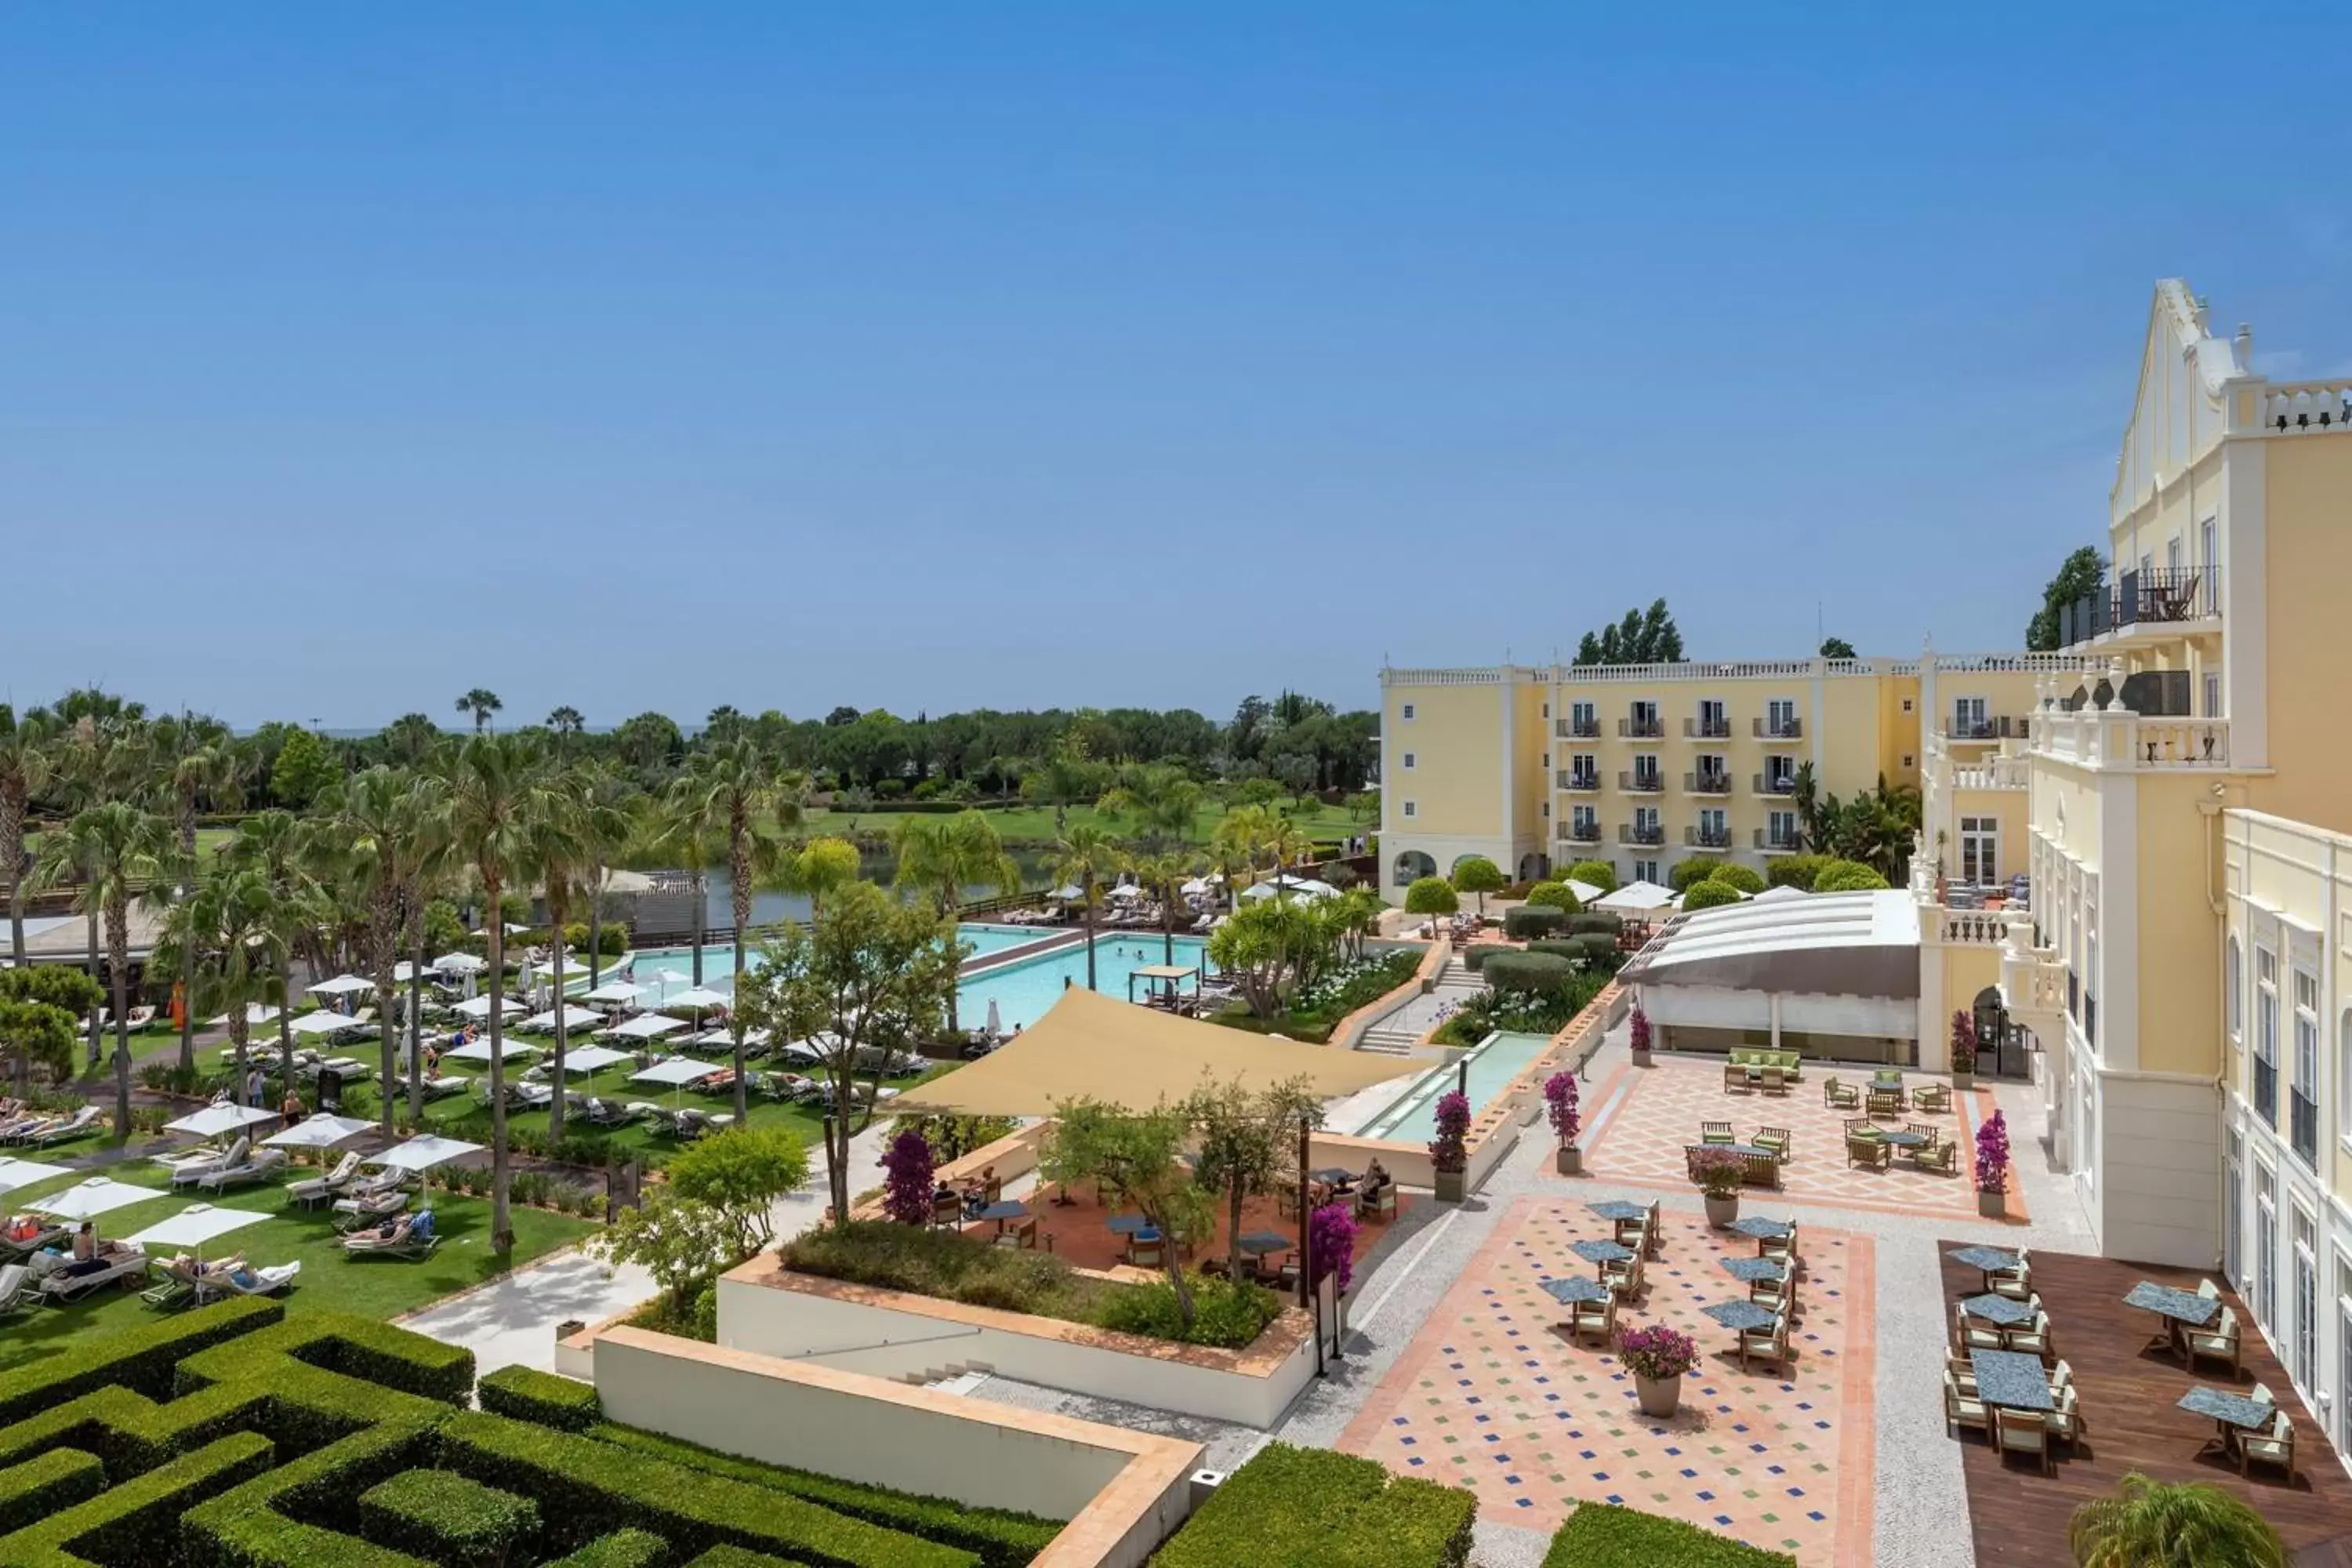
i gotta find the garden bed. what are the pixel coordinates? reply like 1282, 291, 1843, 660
1207, 948, 1421, 1044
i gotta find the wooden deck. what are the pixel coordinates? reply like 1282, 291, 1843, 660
1936, 1243, 2352, 1563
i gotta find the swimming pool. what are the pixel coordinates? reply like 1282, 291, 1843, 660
956, 933, 1216, 1032
1346, 1031, 1552, 1143
624, 924, 1055, 1002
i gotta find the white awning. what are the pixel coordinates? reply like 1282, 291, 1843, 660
289, 1011, 356, 1036
581, 981, 643, 1004
453, 995, 524, 1020
371, 1134, 483, 1173
1592, 879, 1677, 913
0, 1158, 70, 1197
612, 1014, 688, 1040
163, 1103, 280, 1139
263, 1114, 375, 1150
307, 975, 375, 996
662, 988, 730, 1012
122, 1203, 269, 1252
434, 953, 488, 975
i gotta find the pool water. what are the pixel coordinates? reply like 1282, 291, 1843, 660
1348, 1031, 1552, 1143
956, 923, 1051, 959
956, 934, 1215, 1033
624, 923, 1046, 1001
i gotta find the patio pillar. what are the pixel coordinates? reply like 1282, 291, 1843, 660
1768, 993, 1782, 1052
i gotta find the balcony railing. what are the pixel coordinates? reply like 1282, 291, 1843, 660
1684, 716, 1731, 739
1619, 770, 1664, 793
1556, 770, 1600, 792
1555, 717, 1601, 739
1754, 716, 1802, 739
2032, 711, 2231, 771
1619, 822, 1664, 847
1620, 715, 1664, 739
1563, 819, 1602, 844
1943, 715, 2030, 742
1684, 771, 1730, 795
2252, 1056, 2278, 1127
2056, 565, 2221, 646
1685, 823, 1732, 849
2291, 1088, 2318, 1166
1751, 772, 1798, 796
1754, 826, 1802, 852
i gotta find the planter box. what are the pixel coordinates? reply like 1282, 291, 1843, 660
1976, 1189, 2005, 1219
1555, 1145, 1583, 1177
1635, 1372, 1681, 1418
1434, 1168, 1466, 1203
1703, 1192, 1740, 1228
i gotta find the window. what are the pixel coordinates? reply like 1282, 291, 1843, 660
2203, 517, 2219, 612
1572, 804, 1598, 834
2292, 1210, 2316, 1394
1699, 808, 1726, 845
1402, 800, 1417, 818
1697, 699, 1727, 738
2224, 1129, 2243, 1287
2256, 1171, 2278, 1327
1768, 810, 1798, 849
2255, 948, 2278, 1126
1901, 697, 1913, 713
1960, 815, 1999, 885
2202, 516, 2217, 571
1571, 701, 1596, 736
2339, 1011, 2352, 1147
1635, 805, 1660, 837
2204, 672, 2222, 719
1766, 699, 1797, 737
1400, 702, 1415, 720
1628, 700, 1661, 738
1632, 754, 1661, 789
2227, 936, 2242, 1043
2339, 1262, 2352, 1456
1401, 753, 1416, 770
1634, 858, 1661, 884
1572, 753, 1597, 787
1902, 753, 1914, 768
1953, 695, 1988, 737
1765, 753, 1795, 789
1541, 702, 1549, 720
2291, 969, 2319, 1165
2168, 535, 2183, 572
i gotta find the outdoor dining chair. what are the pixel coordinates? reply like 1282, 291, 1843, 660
1846, 1135, 1892, 1171
1759, 1223, 1798, 1272
2238, 1408, 2295, 1482
1737, 1311, 1791, 1375
1700, 1121, 1734, 1145
2003, 1311, 2055, 1361
1911, 1141, 1958, 1174
1752, 1127, 1791, 1162
2184, 1305, 2243, 1377
1823, 1076, 1860, 1110
1991, 1406, 2055, 1475
1991, 1250, 2033, 1301
1570, 1290, 1617, 1345
1942, 1370, 1988, 1436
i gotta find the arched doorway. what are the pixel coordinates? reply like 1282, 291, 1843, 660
1392, 850, 1436, 888
1972, 985, 2020, 1077
1517, 851, 1550, 884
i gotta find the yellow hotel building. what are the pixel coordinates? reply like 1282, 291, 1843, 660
1384, 280, 2352, 1462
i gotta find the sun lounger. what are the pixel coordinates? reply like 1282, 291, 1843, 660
142, 1254, 209, 1310
124, 1006, 158, 1031
0, 1264, 32, 1318
196, 1259, 301, 1301
169, 1137, 252, 1189
38, 1243, 148, 1303
21, 1106, 101, 1147
342, 1212, 438, 1261
285, 1152, 364, 1208
1, 1221, 65, 1262
196, 1148, 287, 1192
419, 1074, 471, 1101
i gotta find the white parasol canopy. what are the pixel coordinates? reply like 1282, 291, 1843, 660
521, 1006, 606, 1034
549, 1044, 632, 1076
393, 961, 421, 984
446, 1037, 538, 1064
1107, 882, 1146, 901
434, 953, 488, 975
612, 1014, 687, 1041
307, 975, 374, 997
1242, 876, 1337, 902
1593, 879, 1677, 914
985, 998, 1003, 1037
208, 1004, 281, 1028
580, 981, 643, 1005
662, 987, 729, 1014
371, 1134, 483, 1173
163, 1103, 279, 1140
632, 1056, 721, 1087
0, 1158, 70, 1197
122, 1202, 268, 1258
289, 1011, 358, 1037
452, 995, 524, 1021
30, 1178, 156, 1222
263, 1114, 373, 1150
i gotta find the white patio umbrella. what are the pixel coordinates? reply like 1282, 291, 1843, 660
662, 987, 729, 1030
163, 1103, 279, 1140
548, 1044, 631, 1077
0, 1158, 69, 1197
393, 961, 421, 984
432, 953, 488, 975
208, 1004, 281, 1028
445, 1036, 539, 1064
122, 1203, 268, 1267
581, 981, 643, 1006
985, 998, 1002, 1038
452, 995, 524, 1021
1593, 879, 1676, 915
289, 1011, 356, 1037
371, 1134, 483, 1174
631, 1054, 722, 1109
307, 974, 374, 997
612, 1013, 687, 1041
1107, 882, 1146, 901
263, 1114, 372, 1151
520, 1006, 605, 1035
30, 1178, 155, 1223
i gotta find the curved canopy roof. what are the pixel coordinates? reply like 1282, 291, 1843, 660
1620, 889, 1920, 1000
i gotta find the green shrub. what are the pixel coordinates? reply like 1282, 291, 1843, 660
0, 1380, 277, 1483
358, 1469, 540, 1568
1481, 953, 1577, 994
1563, 859, 1617, 893
1460, 946, 1492, 972
1524, 939, 1584, 964
1092, 1277, 1281, 1351
1501, 906, 1566, 940
1813, 859, 1890, 892
1565, 911, 1621, 937
1668, 857, 1723, 893
0, 1298, 282, 1427
436, 1410, 975, 1568
1570, 932, 1622, 967
590, 1425, 1060, 1568
174, 1312, 477, 1407
1521, 880, 1581, 912
1, 1431, 274, 1568
1681, 880, 1741, 910
685, 1550, 797, 1568
0, 1449, 106, 1537
181, 1417, 441, 1568
1539, 1502, 1795, 1566
1766, 854, 1828, 890
1708, 862, 1765, 895
1402, 877, 1458, 916
1151, 1442, 1475, 1568
478, 1366, 603, 1434
540, 1532, 670, 1568
564, 923, 630, 957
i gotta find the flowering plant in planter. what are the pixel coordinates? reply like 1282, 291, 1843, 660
1543, 1071, 1580, 1147
1628, 1006, 1653, 1057
879, 1128, 936, 1225
1688, 1145, 1746, 1199
1950, 1010, 1978, 1071
1974, 1109, 2010, 1194
1308, 1201, 1360, 1294
1428, 1091, 1472, 1175
1616, 1323, 1699, 1381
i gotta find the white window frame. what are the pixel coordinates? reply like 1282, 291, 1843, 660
1572, 804, 1597, 833
2258, 946, 2280, 1073
1699, 806, 1726, 836
1953, 695, 1988, 734
1632, 753, 1661, 788
2292, 1209, 2317, 1395
2292, 967, 2319, 1163
1959, 815, 1999, 885
1401, 800, 1416, 818
1768, 809, 1797, 846
1635, 805, 1660, 834
2204, 672, 2222, 718
1400, 702, 1415, 721
1572, 700, 1595, 730
2227, 936, 2242, 1044
2256, 1172, 2278, 1327
2339, 1009, 2352, 1154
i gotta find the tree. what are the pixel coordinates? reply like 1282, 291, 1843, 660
1403, 877, 1458, 917
381, 713, 441, 766
1187, 1074, 1320, 1287
158, 866, 278, 1109
317, 767, 447, 1137
733, 882, 959, 1223
0, 965, 100, 1094
775, 835, 862, 924
1682, 880, 1741, 910
1206, 898, 1323, 1020
572, 763, 638, 992
663, 1125, 811, 1254
1450, 855, 1505, 916
150, 713, 246, 1073
1131, 851, 1198, 966
1097, 764, 1204, 851
520, 768, 604, 1140
456, 688, 504, 735
269, 727, 336, 808
893, 811, 1019, 1025
36, 801, 171, 1138
1818, 636, 1857, 659
546, 706, 586, 758
1041, 1097, 1213, 1325
590, 1190, 742, 1320
1570, 598, 1684, 666
0, 706, 56, 977
1563, 859, 1617, 893
2027, 546, 2107, 652
1020, 746, 1108, 834
220, 808, 331, 1097
880, 1129, 937, 1225
1047, 825, 1127, 992
1813, 859, 1891, 892
1345, 789, 1379, 826
2069, 1472, 2285, 1568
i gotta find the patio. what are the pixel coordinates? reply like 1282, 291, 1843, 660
1338, 1194, 1875, 1563
1936, 1244, 2352, 1563
1573, 1055, 2004, 1221
953, 1173, 1408, 1282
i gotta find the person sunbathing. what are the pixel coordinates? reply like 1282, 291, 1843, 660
349, 1214, 412, 1245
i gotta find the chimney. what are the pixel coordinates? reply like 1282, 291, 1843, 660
2234, 323, 2254, 373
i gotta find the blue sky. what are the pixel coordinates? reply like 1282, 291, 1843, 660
5, 6, 2347, 730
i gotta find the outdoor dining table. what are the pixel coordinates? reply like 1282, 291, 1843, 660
1310, 1167, 1358, 1189
2124, 1280, 2220, 1356
1570, 1239, 1634, 1267
1726, 1215, 1794, 1240
971, 1200, 1029, 1236
1880, 1130, 1929, 1148
1959, 1292, 2037, 1327
1236, 1230, 1294, 1258
1947, 1245, 2022, 1294
1700, 1299, 1778, 1332
1105, 1214, 1152, 1237
1541, 1276, 1613, 1306
1586, 1200, 1650, 1222
1720, 1256, 1788, 1284
1970, 1348, 2054, 1412
2179, 1386, 2274, 1460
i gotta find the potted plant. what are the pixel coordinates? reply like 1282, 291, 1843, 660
1429, 1089, 1471, 1203
1975, 1109, 2010, 1218
1690, 1145, 1745, 1227
1617, 1323, 1699, 1418
1544, 1070, 1582, 1176
1628, 1004, 1653, 1068
1949, 1009, 1977, 1091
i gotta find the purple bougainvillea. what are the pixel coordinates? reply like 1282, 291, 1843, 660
880, 1128, 937, 1225
1628, 1005, 1652, 1054
1429, 1090, 1472, 1174
1974, 1109, 2010, 1194
1951, 1009, 1978, 1065
1616, 1323, 1698, 1380
1308, 1201, 1360, 1294
1543, 1070, 1580, 1147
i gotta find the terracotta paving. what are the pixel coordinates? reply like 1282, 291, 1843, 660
956, 1181, 1407, 1278
1338, 1196, 1876, 1565
1573, 1055, 2018, 1222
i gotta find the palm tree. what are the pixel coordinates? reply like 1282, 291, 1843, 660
1214, 804, 1303, 901
158, 866, 279, 1115
575, 764, 637, 992
1097, 764, 1204, 853
1022, 746, 1105, 835
150, 713, 245, 1073
222, 809, 330, 1096
441, 732, 552, 1251
0, 706, 56, 974
524, 768, 606, 1138
36, 801, 171, 1139
51, 713, 145, 1066
894, 811, 1020, 1029
546, 706, 586, 760
384, 713, 440, 766
2069, 1472, 2285, 1567
456, 688, 504, 735
1047, 826, 1127, 993
1130, 851, 1197, 966
775, 835, 861, 925
666, 740, 803, 1119
318, 767, 446, 1136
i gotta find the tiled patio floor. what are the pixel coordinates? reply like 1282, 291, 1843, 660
1571, 1055, 2015, 1221
1338, 1195, 1876, 1564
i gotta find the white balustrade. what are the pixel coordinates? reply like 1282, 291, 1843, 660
2260, 379, 2352, 434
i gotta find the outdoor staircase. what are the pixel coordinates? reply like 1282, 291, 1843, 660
1357, 961, 1485, 1055
896, 1361, 994, 1394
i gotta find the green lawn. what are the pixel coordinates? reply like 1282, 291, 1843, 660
763, 797, 1367, 851
0, 1158, 596, 1377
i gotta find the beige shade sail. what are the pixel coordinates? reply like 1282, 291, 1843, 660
892, 986, 1418, 1117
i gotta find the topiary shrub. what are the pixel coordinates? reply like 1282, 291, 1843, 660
1571, 932, 1621, 967
358, 1468, 541, 1567
1564, 859, 1617, 894
1709, 862, 1766, 895
1522, 881, 1581, 913
479, 1364, 604, 1433
1566, 911, 1622, 937
1403, 877, 1459, 917
1813, 859, 1891, 892
1482, 952, 1577, 994
1153, 1443, 1475, 1568
1501, 906, 1566, 940
1681, 880, 1742, 911
1525, 939, 1584, 964
1450, 856, 1507, 915
1668, 858, 1724, 894
1766, 854, 1828, 890
1541, 1501, 1795, 1566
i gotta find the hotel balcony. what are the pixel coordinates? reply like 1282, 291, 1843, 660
1555, 769, 1602, 793
1753, 716, 1802, 739
2055, 565, 2222, 651
1555, 717, 1601, 739
1683, 770, 1731, 796
1941, 715, 2031, 744
1619, 715, 1664, 739
1685, 823, 1732, 849
1618, 770, 1664, 793
1683, 716, 1731, 739
1753, 826, 1802, 854
1619, 822, 1665, 847
1751, 772, 1798, 797
1561, 819, 1603, 845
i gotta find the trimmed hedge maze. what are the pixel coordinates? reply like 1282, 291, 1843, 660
0, 1299, 1061, 1567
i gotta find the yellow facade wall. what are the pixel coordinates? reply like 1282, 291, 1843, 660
1941, 944, 2002, 1021
1385, 682, 1506, 838
1943, 787, 2027, 883
1512, 680, 1548, 848
2256, 436, 2352, 836
1816, 679, 1886, 793
2132, 775, 2223, 1079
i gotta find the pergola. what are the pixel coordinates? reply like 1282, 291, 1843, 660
1125, 963, 1201, 1010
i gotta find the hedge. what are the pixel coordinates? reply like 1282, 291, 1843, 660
180, 1417, 442, 1568
1709, 862, 1765, 895
478, 1365, 604, 1434
1668, 857, 1724, 893
1563, 859, 1617, 892
1501, 906, 1566, 940
685, 1551, 799, 1568
0, 1381, 274, 1483
1766, 854, 1828, 890
1525, 939, 1584, 964
437, 1410, 978, 1568
0, 1431, 274, 1568
1539, 1502, 1796, 1566
175, 1313, 477, 1408
1565, 911, 1622, 937
358, 1469, 539, 1568
1681, 880, 1741, 910
1521, 880, 1581, 912
0, 1298, 282, 1427
1813, 859, 1890, 892
540, 1533, 670, 1568
0, 1450, 105, 1537
1150, 1443, 1474, 1568
1483, 952, 1577, 994
592, 1424, 1061, 1568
